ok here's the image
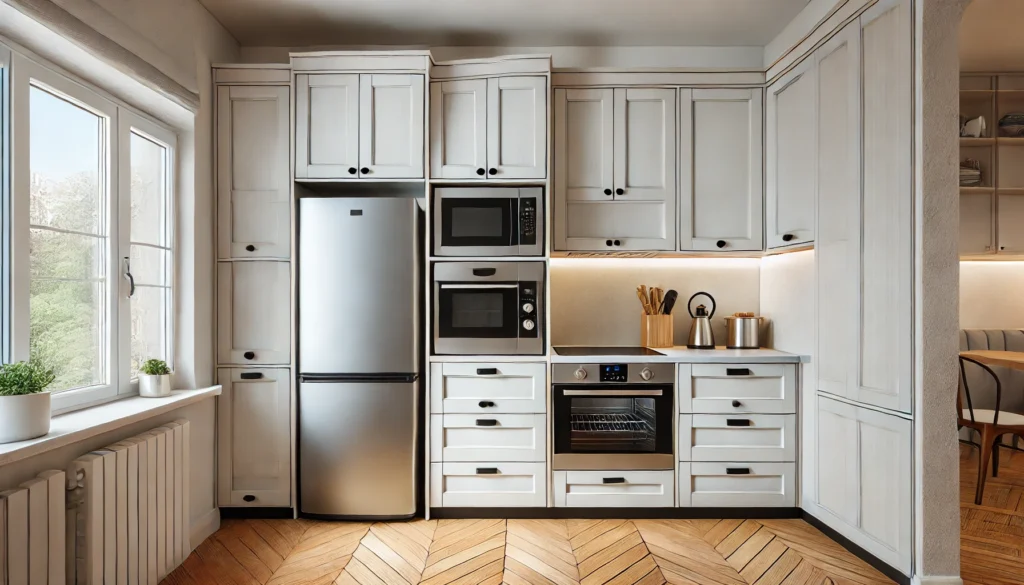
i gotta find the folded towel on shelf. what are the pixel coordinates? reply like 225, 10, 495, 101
960, 158, 983, 186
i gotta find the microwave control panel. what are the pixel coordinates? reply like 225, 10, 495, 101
600, 364, 628, 382
520, 198, 537, 245
519, 282, 539, 337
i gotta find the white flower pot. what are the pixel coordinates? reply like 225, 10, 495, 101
139, 374, 171, 398
0, 392, 51, 444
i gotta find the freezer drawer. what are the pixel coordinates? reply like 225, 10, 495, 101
430, 362, 547, 413
679, 363, 797, 414
430, 462, 546, 507
430, 414, 546, 462
553, 470, 674, 508
679, 462, 796, 507
299, 380, 417, 517
679, 414, 797, 462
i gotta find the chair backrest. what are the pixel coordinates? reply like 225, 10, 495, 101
960, 329, 1024, 415
959, 355, 1003, 426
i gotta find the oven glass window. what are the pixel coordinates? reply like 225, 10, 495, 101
451, 292, 504, 328
569, 397, 657, 452
437, 284, 519, 339
441, 198, 515, 247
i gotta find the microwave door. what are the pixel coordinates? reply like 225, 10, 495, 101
436, 197, 514, 256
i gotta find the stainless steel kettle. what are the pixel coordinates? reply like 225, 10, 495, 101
686, 292, 716, 349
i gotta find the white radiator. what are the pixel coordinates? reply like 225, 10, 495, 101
69, 420, 191, 585
0, 470, 67, 585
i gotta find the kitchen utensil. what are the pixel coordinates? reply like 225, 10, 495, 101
661, 290, 679, 315
725, 313, 762, 349
636, 287, 654, 315
686, 291, 716, 349
641, 314, 673, 348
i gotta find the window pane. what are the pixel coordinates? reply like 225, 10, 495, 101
129, 245, 168, 287
130, 132, 167, 246
130, 286, 167, 378
29, 279, 103, 391
30, 228, 103, 280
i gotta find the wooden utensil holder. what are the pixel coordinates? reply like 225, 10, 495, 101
640, 314, 673, 348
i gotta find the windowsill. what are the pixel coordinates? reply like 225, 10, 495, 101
0, 386, 221, 467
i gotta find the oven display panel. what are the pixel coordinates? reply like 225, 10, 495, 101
600, 364, 628, 382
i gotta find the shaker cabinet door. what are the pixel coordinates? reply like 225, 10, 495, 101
767, 58, 817, 248
960, 193, 994, 255
430, 79, 488, 179
359, 74, 424, 178
486, 76, 546, 179
295, 73, 360, 179
216, 85, 291, 259
217, 261, 291, 366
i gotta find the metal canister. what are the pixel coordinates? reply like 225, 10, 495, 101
725, 316, 762, 349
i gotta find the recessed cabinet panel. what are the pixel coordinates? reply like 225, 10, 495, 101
430, 79, 487, 179
487, 76, 546, 179
359, 74, 424, 178
217, 261, 291, 365
997, 194, 1024, 253
565, 201, 672, 251
614, 88, 676, 204
556, 89, 613, 203
961, 193, 994, 255
295, 73, 360, 178
216, 85, 290, 259
767, 58, 817, 248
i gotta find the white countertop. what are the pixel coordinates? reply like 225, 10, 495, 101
549, 346, 805, 363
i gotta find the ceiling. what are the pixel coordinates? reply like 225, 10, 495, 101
960, 0, 1024, 71
198, 0, 811, 48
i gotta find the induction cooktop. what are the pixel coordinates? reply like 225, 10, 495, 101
552, 346, 666, 356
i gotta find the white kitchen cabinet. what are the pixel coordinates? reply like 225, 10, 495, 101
217, 368, 291, 507
960, 193, 994, 255
553, 470, 674, 508
680, 462, 796, 507
216, 85, 290, 260
429, 362, 547, 414
429, 76, 546, 180
678, 363, 797, 415
767, 56, 817, 249
554, 87, 675, 251
430, 462, 546, 507
679, 88, 764, 251
430, 414, 546, 462
217, 261, 291, 365
997, 194, 1024, 253
679, 414, 796, 463
296, 73, 423, 179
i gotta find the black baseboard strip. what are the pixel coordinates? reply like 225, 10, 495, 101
219, 507, 294, 519
800, 511, 910, 585
429, 507, 801, 520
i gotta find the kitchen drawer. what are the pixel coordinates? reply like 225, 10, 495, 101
430, 362, 547, 414
679, 363, 796, 414
679, 462, 796, 507
430, 462, 546, 507
553, 470, 674, 508
679, 414, 796, 462
430, 414, 546, 462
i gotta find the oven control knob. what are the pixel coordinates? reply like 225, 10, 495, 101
522, 302, 534, 314
574, 368, 588, 380
640, 367, 654, 381
522, 319, 535, 331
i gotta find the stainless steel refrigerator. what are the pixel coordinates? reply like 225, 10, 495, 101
298, 196, 420, 519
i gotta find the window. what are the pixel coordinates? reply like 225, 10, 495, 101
1, 45, 9, 365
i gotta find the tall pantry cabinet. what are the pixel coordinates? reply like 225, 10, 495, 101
214, 67, 293, 508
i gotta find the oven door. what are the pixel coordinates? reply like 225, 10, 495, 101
435, 195, 518, 256
434, 283, 521, 354
552, 384, 675, 470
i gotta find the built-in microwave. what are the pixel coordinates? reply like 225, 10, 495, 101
433, 187, 543, 257
433, 262, 544, 355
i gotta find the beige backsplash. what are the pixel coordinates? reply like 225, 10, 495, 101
549, 258, 762, 347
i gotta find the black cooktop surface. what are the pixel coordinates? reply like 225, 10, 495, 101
552, 346, 666, 356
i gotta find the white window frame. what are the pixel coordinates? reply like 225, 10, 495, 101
1, 44, 10, 365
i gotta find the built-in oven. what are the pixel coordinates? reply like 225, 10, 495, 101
552, 363, 675, 470
433, 187, 543, 257
433, 262, 544, 355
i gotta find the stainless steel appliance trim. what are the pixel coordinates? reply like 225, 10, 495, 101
563, 389, 664, 397
552, 453, 675, 471
434, 261, 524, 282
439, 284, 520, 289
552, 363, 675, 384
433, 187, 544, 257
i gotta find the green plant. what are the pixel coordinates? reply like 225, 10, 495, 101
140, 359, 171, 376
0, 361, 56, 396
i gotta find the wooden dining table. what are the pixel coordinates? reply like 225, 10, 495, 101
960, 350, 1024, 371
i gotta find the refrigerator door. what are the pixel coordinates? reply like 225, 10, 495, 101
299, 379, 417, 518
299, 197, 420, 374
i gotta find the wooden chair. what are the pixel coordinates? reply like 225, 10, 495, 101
959, 355, 1024, 504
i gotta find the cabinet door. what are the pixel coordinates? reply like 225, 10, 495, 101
679, 88, 763, 251
487, 76, 546, 179
216, 85, 290, 259
816, 25, 861, 399
295, 74, 359, 179
358, 74, 423, 179
217, 368, 291, 507
961, 192, 994, 255
430, 79, 487, 179
997, 193, 1024, 253
767, 57, 817, 248
217, 261, 291, 365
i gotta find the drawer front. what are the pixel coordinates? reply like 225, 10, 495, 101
679, 414, 796, 462
554, 470, 674, 508
430, 363, 547, 413
430, 462, 546, 507
430, 414, 546, 462
680, 462, 796, 507
679, 363, 796, 414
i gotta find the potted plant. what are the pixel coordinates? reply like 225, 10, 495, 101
139, 359, 171, 398
0, 361, 56, 444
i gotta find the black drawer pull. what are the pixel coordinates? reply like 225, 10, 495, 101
726, 419, 751, 427
782, 233, 795, 242
476, 467, 499, 475
602, 477, 626, 484
726, 368, 752, 376
240, 372, 263, 380
732, 400, 743, 407
472, 268, 497, 277
478, 401, 495, 407
476, 368, 498, 375
243, 351, 256, 360
476, 419, 498, 426
243, 495, 256, 502
245, 244, 256, 252
726, 468, 751, 475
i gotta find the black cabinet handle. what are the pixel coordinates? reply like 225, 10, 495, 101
348, 167, 357, 175
615, 188, 624, 195
245, 244, 256, 252
478, 401, 495, 407
243, 495, 256, 502
476, 419, 498, 427
782, 233, 794, 242
604, 188, 612, 195
476, 168, 486, 176
613, 239, 621, 246
472, 268, 497, 277
606, 240, 613, 246
360, 167, 370, 174
602, 477, 626, 484
240, 372, 263, 380
476, 368, 498, 375
726, 419, 752, 427
727, 368, 752, 376
732, 400, 743, 407
726, 468, 751, 475
243, 351, 256, 360
717, 240, 727, 249
488, 168, 497, 175
476, 467, 499, 475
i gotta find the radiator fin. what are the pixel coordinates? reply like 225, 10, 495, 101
0, 471, 67, 585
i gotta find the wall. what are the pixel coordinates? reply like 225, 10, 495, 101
549, 258, 761, 347
960, 262, 1024, 329
960, 0, 1024, 71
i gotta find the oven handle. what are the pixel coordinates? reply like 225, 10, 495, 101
562, 389, 664, 397
440, 284, 520, 289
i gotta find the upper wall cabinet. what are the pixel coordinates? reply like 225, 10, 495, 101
216, 84, 291, 260
679, 88, 764, 251
767, 57, 817, 249
430, 76, 547, 180
554, 87, 676, 251
295, 73, 424, 180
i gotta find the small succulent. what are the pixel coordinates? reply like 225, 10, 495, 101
0, 361, 56, 396
140, 359, 171, 376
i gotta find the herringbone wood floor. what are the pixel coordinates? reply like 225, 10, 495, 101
960, 442, 1024, 585
163, 517, 894, 585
